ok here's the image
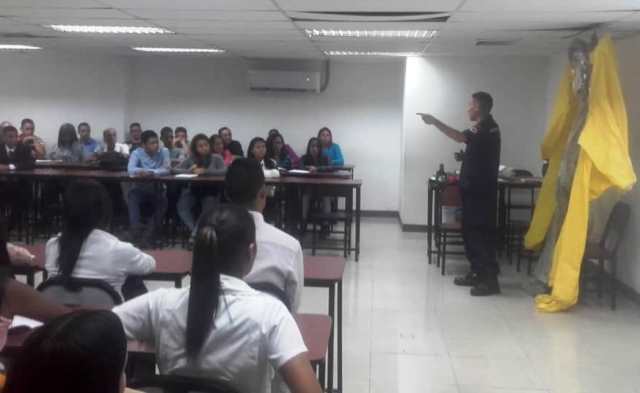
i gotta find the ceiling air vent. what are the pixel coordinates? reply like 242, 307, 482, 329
0, 32, 54, 39
475, 39, 521, 46
291, 11, 449, 23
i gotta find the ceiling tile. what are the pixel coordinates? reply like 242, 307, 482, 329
460, 0, 640, 12
275, 0, 463, 12
0, 0, 104, 6
99, 0, 276, 11
123, 9, 288, 21
0, 7, 132, 19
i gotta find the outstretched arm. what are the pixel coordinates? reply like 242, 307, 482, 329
417, 113, 467, 144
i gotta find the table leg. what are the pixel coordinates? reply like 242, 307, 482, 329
355, 185, 361, 262
427, 180, 433, 264
327, 285, 335, 392
337, 280, 343, 393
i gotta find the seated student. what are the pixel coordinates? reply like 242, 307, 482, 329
160, 126, 186, 162
78, 122, 100, 161
126, 122, 143, 152
318, 126, 344, 166
49, 123, 83, 162
4, 310, 131, 393
113, 205, 320, 393
0, 126, 36, 231
266, 132, 293, 170
174, 126, 190, 158
300, 137, 329, 170
45, 180, 155, 300
247, 137, 280, 178
176, 134, 226, 238
225, 159, 303, 311
268, 129, 300, 168
218, 126, 244, 157
210, 134, 234, 166
127, 130, 170, 247
97, 128, 130, 157
18, 118, 46, 159
299, 137, 331, 227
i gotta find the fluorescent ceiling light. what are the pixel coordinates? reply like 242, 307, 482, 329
132, 47, 225, 54
48, 25, 172, 34
324, 50, 423, 57
307, 29, 437, 39
0, 44, 42, 51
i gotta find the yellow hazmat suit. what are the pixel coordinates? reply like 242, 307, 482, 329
525, 35, 636, 312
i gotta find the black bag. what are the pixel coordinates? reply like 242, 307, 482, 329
98, 152, 128, 171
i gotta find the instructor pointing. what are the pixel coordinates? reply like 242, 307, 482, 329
419, 92, 501, 296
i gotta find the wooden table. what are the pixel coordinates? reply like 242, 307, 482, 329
142, 249, 192, 288
2, 313, 331, 387
304, 255, 346, 393
1, 167, 363, 260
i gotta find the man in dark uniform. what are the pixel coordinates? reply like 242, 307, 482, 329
419, 92, 501, 296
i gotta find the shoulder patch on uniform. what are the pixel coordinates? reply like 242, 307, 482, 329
469, 127, 478, 134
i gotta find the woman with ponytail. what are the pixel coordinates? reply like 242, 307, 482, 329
44, 180, 155, 300
113, 205, 321, 393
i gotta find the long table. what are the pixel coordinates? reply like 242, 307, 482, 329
1, 167, 363, 260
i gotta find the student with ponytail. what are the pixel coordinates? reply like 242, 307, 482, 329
113, 204, 320, 393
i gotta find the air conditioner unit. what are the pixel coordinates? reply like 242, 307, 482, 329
247, 59, 329, 93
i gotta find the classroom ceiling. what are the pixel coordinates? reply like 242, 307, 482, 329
0, 0, 639, 58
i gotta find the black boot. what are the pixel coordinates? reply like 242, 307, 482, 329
470, 275, 501, 296
454, 272, 479, 287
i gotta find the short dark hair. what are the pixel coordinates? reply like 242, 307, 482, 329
20, 118, 34, 128
225, 158, 265, 207
2, 125, 18, 134
472, 91, 493, 113
78, 122, 90, 131
129, 122, 141, 129
160, 126, 173, 139
218, 126, 231, 135
175, 126, 187, 137
4, 310, 127, 393
141, 130, 158, 144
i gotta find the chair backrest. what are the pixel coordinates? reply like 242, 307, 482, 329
130, 374, 240, 393
600, 202, 631, 256
439, 184, 462, 207
37, 276, 122, 308
249, 282, 291, 311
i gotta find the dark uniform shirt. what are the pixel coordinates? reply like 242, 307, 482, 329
459, 115, 501, 194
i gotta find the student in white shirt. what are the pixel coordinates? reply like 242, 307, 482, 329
247, 137, 280, 178
97, 128, 130, 157
45, 180, 155, 300
113, 205, 321, 393
224, 158, 304, 311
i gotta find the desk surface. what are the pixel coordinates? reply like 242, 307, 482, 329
4, 313, 330, 363
304, 256, 346, 284
1, 167, 362, 186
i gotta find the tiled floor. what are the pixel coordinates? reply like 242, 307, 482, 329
299, 217, 640, 393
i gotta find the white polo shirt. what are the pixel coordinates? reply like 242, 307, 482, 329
45, 229, 155, 296
113, 275, 307, 393
245, 211, 304, 312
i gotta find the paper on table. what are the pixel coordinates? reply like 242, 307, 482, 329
10, 315, 43, 330
175, 174, 198, 179
288, 169, 311, 174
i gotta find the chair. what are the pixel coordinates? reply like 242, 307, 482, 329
309, 187, 354, 258
129, 375, 240, 393
435, 184, 465, 275
37, 276, 122, 307
581, 202, 631, 310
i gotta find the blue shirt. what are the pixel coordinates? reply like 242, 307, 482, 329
81, 138, 100, 159
127, 147, 171, 176
322, 143, 344, 166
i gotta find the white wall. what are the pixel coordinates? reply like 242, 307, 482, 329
613, 35, 640, 292
400, 56, 551, 225
127, 57, 405, 211
0, 53, 128, 147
